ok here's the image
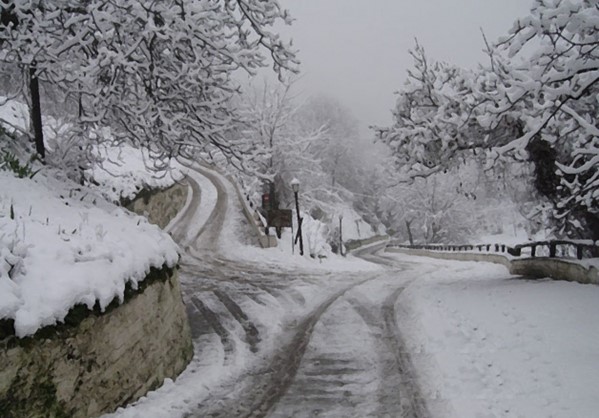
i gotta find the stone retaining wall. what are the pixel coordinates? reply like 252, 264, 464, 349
0, 183, 194, 417
511, 257, 599, 284
126, 182, 188, 229
0, 267, 193, 417
224, 172, 278, 249
386, 247, 598, 285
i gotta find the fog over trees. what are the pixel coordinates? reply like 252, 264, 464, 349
1, 0, 597, 245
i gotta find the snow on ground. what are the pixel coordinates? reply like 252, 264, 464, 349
0, 98, 29, 132
89, 144, 183, 203
104, 165, 599, 418
102, 165, 383, 418
3, 143, 591, 416
209, 165, 381, 272
0, 170, 179, 337
389, 252, 599, 418
338, 204, 380, 241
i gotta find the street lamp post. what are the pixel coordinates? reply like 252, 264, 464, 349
291, 178, 304, 256
339, 214, 344, 256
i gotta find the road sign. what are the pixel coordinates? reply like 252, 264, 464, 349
268, 209, 292, 228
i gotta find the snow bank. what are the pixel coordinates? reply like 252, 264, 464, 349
0, 171, 179, 337
89, 144, 183, 203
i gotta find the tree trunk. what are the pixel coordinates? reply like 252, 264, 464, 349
405, 219, 414, 245
29, 65, 45, 160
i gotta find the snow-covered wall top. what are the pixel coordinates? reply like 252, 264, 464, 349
0, 171, 179, 337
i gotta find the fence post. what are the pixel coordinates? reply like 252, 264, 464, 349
577, 245, 583, 260
531, 245, 536, 257
549, 242, 557, 258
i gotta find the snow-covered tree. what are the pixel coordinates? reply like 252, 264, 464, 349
378, 1, 599, 240
375, 43, 488, 179
294, 95, 359, 189
237, 80, 333, 211
0, 0, 298, 171
482, 0, 599, 239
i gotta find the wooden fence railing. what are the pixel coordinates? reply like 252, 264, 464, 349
388, 239, 599, 261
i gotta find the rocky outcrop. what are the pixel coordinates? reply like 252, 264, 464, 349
0, 266, 193, 418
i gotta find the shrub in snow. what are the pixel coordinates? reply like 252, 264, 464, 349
0, 150, 39, 179
45, 123, 101, 185
0, 223, 28, 281
302, 216, 331, 258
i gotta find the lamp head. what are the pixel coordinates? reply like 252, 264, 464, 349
290, 178, 300, 193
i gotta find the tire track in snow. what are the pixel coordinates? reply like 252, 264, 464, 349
382, 287, 430, 418
185, 165, 228, 251
189, 277, 375, 418
213, 290, 261, 354
189, 296, 236, 364
172, 165, 427, 417
168, 177, 201, 245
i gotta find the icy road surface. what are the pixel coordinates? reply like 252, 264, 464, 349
106, 164, 599, 418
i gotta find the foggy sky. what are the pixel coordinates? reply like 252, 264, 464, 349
276, 0, 534, 137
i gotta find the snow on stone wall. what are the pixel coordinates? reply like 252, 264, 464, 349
0, 268, 192, 418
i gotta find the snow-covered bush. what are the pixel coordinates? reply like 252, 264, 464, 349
302, 216, 331, 258
0, 206, 28, 280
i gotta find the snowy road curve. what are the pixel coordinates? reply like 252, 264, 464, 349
107, 164, 599, 418
172, 166, 429, 418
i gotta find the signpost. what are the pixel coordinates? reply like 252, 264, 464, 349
267, 209, 292, 238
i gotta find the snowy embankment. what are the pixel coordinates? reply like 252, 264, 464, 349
392, 253, 599, 418
211, 166, 380, 272
0, 170, 179, 338
89, 144, 183, 203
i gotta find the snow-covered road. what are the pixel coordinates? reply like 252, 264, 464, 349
175, 164, 427, 417
105, 165, 599, 418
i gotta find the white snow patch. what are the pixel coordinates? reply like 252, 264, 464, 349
390, 252, 599, 418
0, 98, 29, 132
89, 144, 183, 202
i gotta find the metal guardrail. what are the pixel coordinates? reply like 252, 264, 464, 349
388, 239, 599, 261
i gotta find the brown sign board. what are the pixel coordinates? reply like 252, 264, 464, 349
267, 209, 292, 228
